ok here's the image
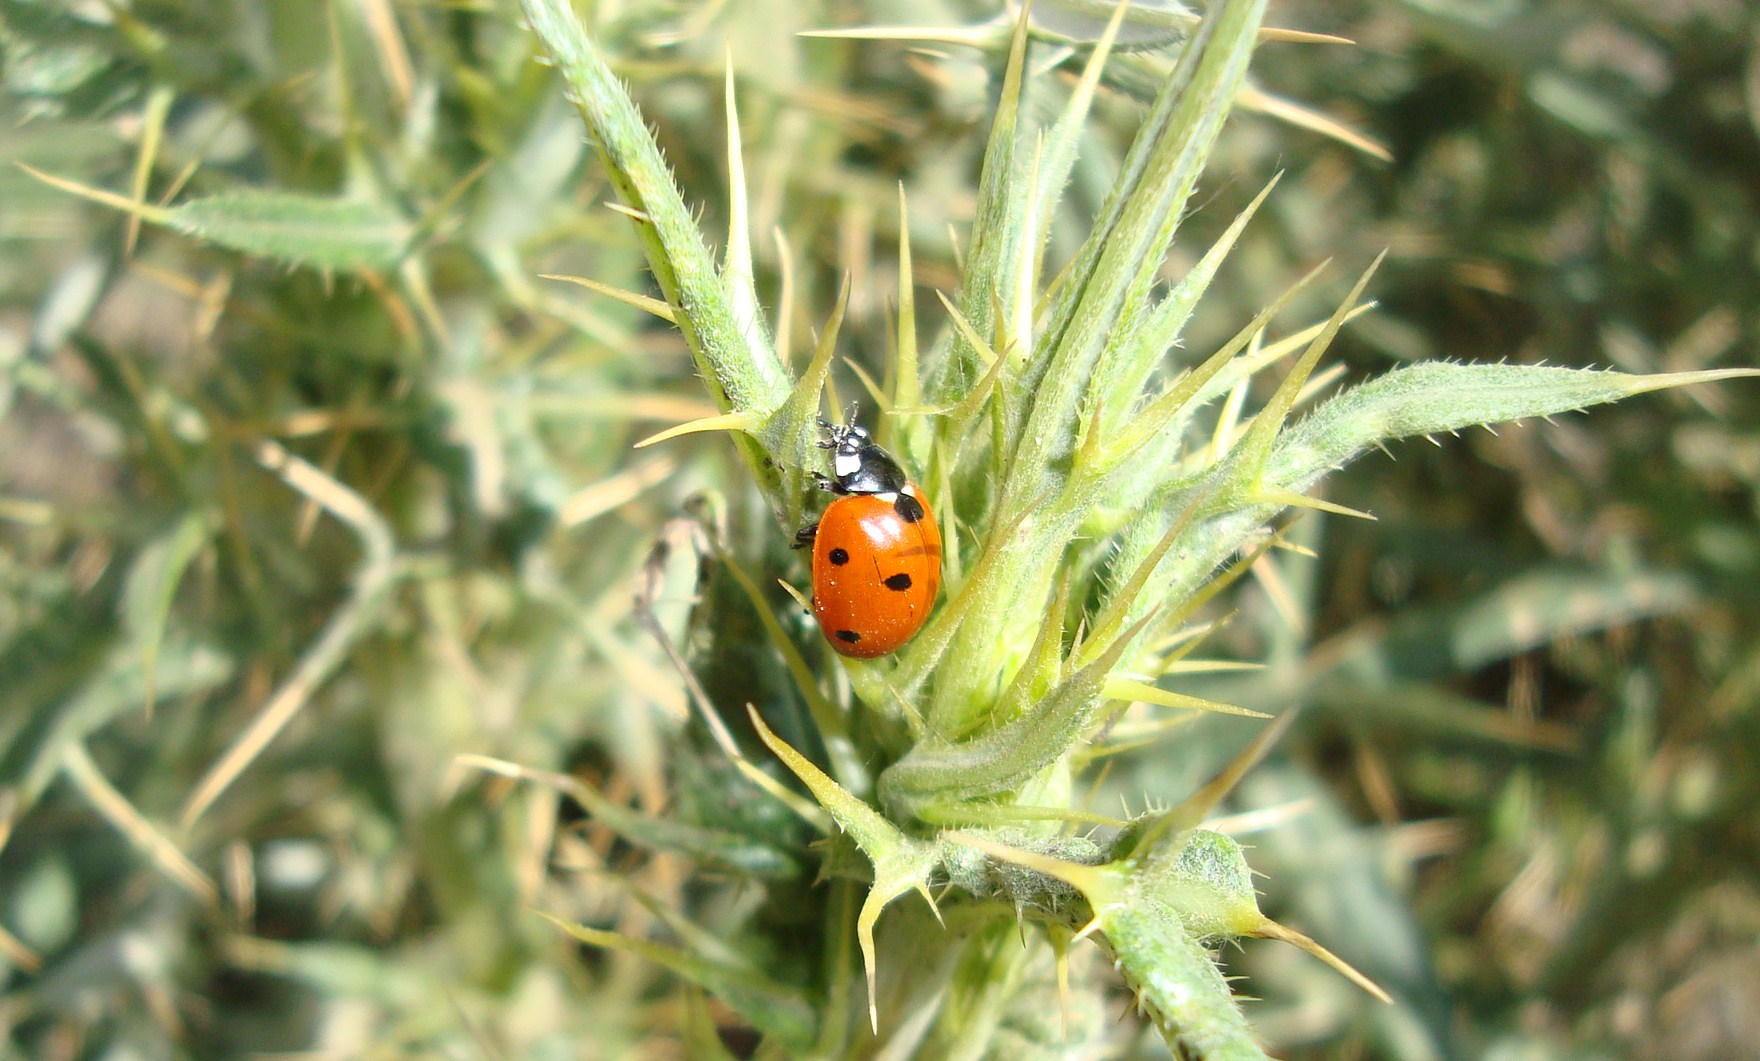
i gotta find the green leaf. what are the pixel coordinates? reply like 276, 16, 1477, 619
118, 512, 212, 716
162, 192, 412, 270
19, 166, 413, 270
1269, 363, 1760, 492
520, 0, 791, 506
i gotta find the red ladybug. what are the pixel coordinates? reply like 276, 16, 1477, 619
796, 415, 942, 658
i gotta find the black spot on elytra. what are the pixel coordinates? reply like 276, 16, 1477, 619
835, 629, 861, 644
828, 547, 850, 565
884, 573, 912, 591
894, 493, 925, 523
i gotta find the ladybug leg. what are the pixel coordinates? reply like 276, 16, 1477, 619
792, 521, 819, 550
809, 471, 838, 493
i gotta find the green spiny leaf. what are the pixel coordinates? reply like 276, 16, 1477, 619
19, 165, 412, 270
521, 0, 790, 501
1267, 364, 1760, 494
879, 616, 1150, 819
164, 192, 412, 270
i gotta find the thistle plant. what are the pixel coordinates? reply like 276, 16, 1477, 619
520, 0, 1754, 1055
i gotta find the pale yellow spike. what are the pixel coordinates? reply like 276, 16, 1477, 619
605, 202, 650, 223
1078, 714, 1204, 764
804, 274, 855, 424
888, 402, 959, 417
633, 411, 760, 449
1248, 552, 1306, 637
931, 292, 1015, 438
1296, 362, 1351, 408
916, 882, 944, 928
1150, 615, 1234, 656
1254, 302, 1376, 366
772, 227, 797, 364
558, 456, 676, 528
1253, 920, 1394, 1004
1235, 252, 1387, 476
1271, 538, 1320, 559
1153, 709, 1301, 843
1204, 798, 1315, 837
1178, 303, 1374, 440
934, 290, 1000, 367
64, 742, 217, 904
126, 87, 175, 255
856, 887, 887, 1031
732, 758, 831, 832
1104, 678, 1271, 719
722, 51, 760, 344
798, 24, 1001, 46
843, 357, 891, 416
1238, 84, 1392, 162
1257, 27, 1356, 45
776, 578, 812, 613
725, 570, 859, 788
1246, 553, 1305, 638
876, 680, 927, 744
1257, 487, 1377, 521
540, 274, 676, 323
893, 184, 921, 416
17, 164, 175, 224
1155, 659, 1263, 675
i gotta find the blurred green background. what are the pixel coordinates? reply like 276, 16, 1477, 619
2, 0, 1756, 1057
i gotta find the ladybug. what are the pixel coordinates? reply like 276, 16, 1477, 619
795, 414, 942, 658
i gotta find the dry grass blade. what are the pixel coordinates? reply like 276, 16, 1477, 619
64, 743, 219, 904
179, 440, 397, 829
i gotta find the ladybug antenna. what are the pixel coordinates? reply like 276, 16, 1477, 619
843, 400, 861, 427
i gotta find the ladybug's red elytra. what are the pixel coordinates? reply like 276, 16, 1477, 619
796, 415, 942, 658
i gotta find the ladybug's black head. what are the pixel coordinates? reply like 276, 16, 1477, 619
816, 410, 907, 495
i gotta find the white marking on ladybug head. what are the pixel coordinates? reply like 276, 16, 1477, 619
834, 451, 861, 479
